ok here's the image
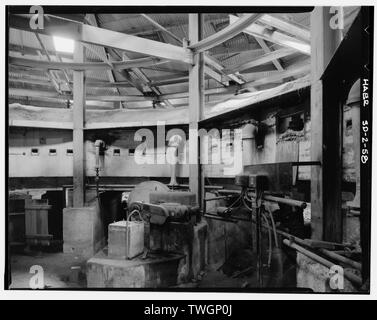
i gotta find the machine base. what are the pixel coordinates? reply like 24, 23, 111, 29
86, 248, 185, 288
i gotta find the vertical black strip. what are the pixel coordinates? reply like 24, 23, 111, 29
5, 6, 10, 289
360, 6, 373, 284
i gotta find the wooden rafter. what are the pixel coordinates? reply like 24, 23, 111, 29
254, 38, 284, 71
9, 56, 167, 71
9, 14, 193, 64
189, 14, 262, 53
10, 62, 309, 104
259, 14, 310, 42
33, 33, 64, 94
229, 14, 311, 55
84, 14, 125, 108
224, 48, 295, 74
140, 14, 183, 45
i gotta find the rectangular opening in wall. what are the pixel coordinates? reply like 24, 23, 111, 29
31, 148, 39, 156
113, 148, 121, 156
49, 149, 57, 156
66, 149, 73, 156
128, 148, 135, 156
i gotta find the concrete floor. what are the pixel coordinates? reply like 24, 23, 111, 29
10, 250, 88, 289
9, 248, 296, 290
174, 263, 297, 290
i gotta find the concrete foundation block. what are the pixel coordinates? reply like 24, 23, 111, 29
63, 205, 104, 257
206, 215, 252, 267
149, 219, 207, 283
296, 252, 359, 292
86, 250, 184, 288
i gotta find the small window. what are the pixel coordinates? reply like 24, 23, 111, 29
66, 149, 73, 156
31, 148, 39, 156
113, 148, 120, 156
128, 148, 135, 156
49, 149, 57, 156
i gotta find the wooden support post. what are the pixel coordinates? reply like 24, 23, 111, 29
73, 42, 86, 207
310, 7, 343, 241
188, 14, 204, 207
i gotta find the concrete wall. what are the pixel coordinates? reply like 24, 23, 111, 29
9, 127, 73, 177
9, 127, 241, 179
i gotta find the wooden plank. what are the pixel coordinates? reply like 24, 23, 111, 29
8, 88, 152, 102
229, 14, 310, 55
9, 14, 192, 64
188, 14, 205, 206
34, 33, 64, 94
224, 48, 295, 74
189, 14, 262, 53
310, 7, 343, 241
260, 14, 310, 42
241, 63, 309, 88
254, 38, 284, 71
72, 42, 85, 207
205, 53, 245, 84
9, 56, 165, 71
140, 14, 183, 45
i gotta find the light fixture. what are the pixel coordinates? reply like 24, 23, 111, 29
53, 36, 75, 53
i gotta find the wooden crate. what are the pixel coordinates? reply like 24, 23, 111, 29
24, 199, 52, 246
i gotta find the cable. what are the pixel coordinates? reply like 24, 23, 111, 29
127, 209, 144, 222
222, 190, 245, 216
264, 206, 279, 247
244, 190, 254, 203
262, 213, 272, 268
242, 195, 253, 212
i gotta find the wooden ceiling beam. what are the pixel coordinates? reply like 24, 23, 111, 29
229, 14, 311, 55
259, 14, 310, 42
254, 37, 284, 71
9, 88, 153, 102
241, 63, 310, 88
9, 56, 167, 71
224, 47, 295, 74
204, 54, 245, 84
84, 13, 127, 108
9, 14, 193, 64
188, 14, 262, 53
9, 64, 309, 105
140, 14, 183, 45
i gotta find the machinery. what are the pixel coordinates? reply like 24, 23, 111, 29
99, 181, 206, 285
205, 172, 307, 287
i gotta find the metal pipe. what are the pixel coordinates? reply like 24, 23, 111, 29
319, 248, 362, 271
204, 195, 234, 201
205, 213, 251, 222
218, 189, 307, 208
204, 214, 238, 223
262, 194, 307, 209
283, 239, 362, 287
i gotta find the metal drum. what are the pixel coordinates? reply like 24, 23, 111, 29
127, 181, 169, 209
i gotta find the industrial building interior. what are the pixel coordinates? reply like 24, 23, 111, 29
7, 7, 370, 292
